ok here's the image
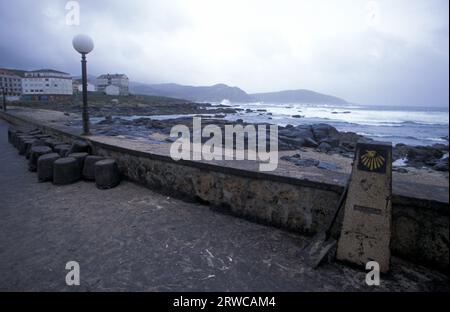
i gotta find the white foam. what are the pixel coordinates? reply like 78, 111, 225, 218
392, 158, 408, 167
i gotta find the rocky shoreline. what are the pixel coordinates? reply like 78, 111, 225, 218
91, 114, 449, 172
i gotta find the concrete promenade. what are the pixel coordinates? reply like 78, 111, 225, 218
0, 119, 447, 291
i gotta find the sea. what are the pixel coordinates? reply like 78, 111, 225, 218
92, 101, 449, 147
210, 101, 449, 147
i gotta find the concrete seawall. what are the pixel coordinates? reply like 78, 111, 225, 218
1, 110, 448, 272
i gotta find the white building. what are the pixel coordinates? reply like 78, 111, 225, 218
96, 74, 129, 95
104, 85, 120, 96
22, 69, 73, 96
73, 79, 96, 92
0, 69, 23, 97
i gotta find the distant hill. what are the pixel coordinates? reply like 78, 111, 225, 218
130, 82, 251, 102
73, 74, 98, 84
250, 89, 347, 104
129, 81, 347, 104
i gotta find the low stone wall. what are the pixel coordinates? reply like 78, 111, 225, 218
1, 111, 448, 272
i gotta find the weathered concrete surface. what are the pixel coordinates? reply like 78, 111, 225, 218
0, 119, 448, 291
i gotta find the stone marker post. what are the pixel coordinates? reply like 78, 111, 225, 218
336, 140, 392, 273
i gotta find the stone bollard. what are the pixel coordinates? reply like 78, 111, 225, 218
44, 138, 64, 149
26, 139, 46, 159
53, 144, 71, 157
34, 134, 52, 140
17, 135, 35, 155
53, 157, 80, 185
28, 146, 52, 172
7, 127, 16, 144
23, 139, 36, 159
67, 152, 89, 176
37, 153, 60, 182
11, 130, 23, 148
82, 155, 105, 180
27, 129, 42, 135
95, 159, 120, 189
336, 140, 393, 273
67, 140, 90, 155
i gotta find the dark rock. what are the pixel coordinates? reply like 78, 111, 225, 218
82, 155, 106, 180
317, 142, 332, 153
320, 137, 340, 148
291, 115, 303, 118
407, 146, 443, 164
303, 138, 319, 148
282, 155, 319, 167
53, 157, 80, 185
37, 153, 60, 182
165, 137, 176, 143
393, 167, 408, 173
431, 143, 449, 151
95, 159, 121, 189
281, 154, 301, 162
311, 124, 339, 141
433, 157, 449, 172
278, 136, 305, 148
28, 146, 52, 172
341, 141, 356, 151
317, 161, 342, 171
295, 158, 319, 167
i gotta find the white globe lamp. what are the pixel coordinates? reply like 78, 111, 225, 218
72, 34, 94, 135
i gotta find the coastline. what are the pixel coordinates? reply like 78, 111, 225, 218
5, 105, 449, 189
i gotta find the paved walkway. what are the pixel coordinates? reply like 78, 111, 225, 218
0, 119, 447, 291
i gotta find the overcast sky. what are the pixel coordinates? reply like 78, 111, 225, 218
0, 0, 448, 107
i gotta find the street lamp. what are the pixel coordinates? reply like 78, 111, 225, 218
72, 34, 94, 135
0, 87, 6, 111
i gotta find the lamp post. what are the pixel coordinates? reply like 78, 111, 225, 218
1, 87, 6, 111
72, 34, 94, 136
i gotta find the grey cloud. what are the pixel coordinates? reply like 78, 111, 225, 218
0, 0, 448, 107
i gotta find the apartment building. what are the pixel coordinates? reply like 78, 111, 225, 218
96, 74, 129, 95
22, 69, 73, 98
0, 69, 23, 97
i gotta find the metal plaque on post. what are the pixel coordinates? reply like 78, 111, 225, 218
336, 140, 392, 273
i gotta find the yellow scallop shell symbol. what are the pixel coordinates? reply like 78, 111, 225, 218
361, 150, 385, 171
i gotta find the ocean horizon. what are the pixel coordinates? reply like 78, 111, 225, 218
215, 101, 450, 147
